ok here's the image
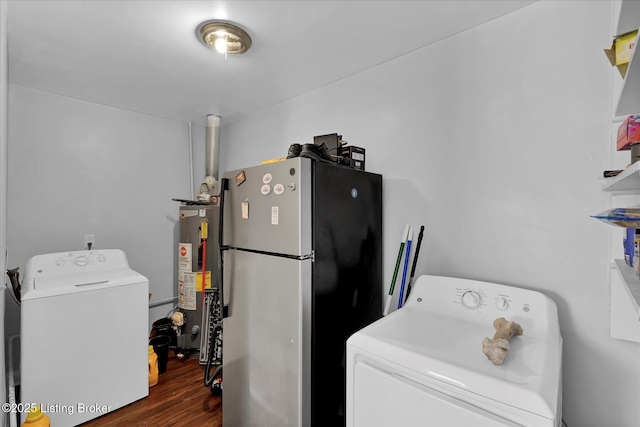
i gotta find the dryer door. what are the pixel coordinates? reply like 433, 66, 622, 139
352, 362, 527, 427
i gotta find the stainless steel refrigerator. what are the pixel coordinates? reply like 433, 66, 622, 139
221, 157, 382, 427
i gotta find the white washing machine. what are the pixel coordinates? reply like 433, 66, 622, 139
20, 249, 149, 426
346, 275, 562, 427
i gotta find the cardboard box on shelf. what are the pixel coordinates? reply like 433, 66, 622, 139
617, 114, 640, 151
604, 30, 638, 78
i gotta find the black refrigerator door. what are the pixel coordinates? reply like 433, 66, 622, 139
311, 162, 383, 427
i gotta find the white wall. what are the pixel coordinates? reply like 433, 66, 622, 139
1, 1, 8, 425
6, 86, 208, 334
220, 2, 639, 426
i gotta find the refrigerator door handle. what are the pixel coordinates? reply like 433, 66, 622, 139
219, 177, 230, 318
219, 177, 229, 249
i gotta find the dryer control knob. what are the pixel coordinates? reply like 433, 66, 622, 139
496, 297, 509, 310
461, 290, 483, 309
74, 255, 89, 266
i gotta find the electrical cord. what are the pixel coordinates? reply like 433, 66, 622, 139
563, 419, 569, 427
165, 304, 179, 318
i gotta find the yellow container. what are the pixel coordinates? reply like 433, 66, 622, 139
604, 30, 638, 77
21, 405, 50, 427
148, 345, 159, 387
616, 30, 637, 65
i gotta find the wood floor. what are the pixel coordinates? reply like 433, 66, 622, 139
81, 356, 222, 427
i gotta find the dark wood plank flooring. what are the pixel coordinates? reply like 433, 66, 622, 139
81, 356, 221, 427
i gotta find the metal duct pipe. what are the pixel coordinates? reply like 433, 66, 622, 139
205, 115, 221, 180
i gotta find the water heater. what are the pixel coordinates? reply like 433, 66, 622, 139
177, 203, 222, 363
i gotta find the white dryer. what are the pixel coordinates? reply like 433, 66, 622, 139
21, 249, 149, 426
346, 275, 562, 427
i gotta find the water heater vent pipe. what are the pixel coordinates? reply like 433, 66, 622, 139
198, 114, 221, 201
206, 114, 221, 182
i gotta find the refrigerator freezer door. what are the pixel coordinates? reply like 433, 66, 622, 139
222, 158, 312, 256
311, 162, 384, 426
223, 249, 312, 427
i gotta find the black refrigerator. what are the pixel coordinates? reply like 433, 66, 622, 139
221, 157, 382, 426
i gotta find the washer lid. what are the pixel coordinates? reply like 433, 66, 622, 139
348, 306, 562, 420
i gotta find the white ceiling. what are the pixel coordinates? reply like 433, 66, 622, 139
7, 0, 536, 126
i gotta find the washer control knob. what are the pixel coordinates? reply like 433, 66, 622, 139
74, 255, 89, 266
461, 290, 483, 309
496, 297, 509, 310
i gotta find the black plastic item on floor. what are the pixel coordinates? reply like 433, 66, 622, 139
152, 317, 177, 347
150, 335, 171, 374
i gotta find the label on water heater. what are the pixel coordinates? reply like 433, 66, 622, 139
200, 220, 208, 239
179, 271, 197, 310
195, 271, 211, 291
178, 243, 195, 309
178, 243, 192, 271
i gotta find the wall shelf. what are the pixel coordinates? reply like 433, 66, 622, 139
604, 1, 640, 343
611, 259, 640, 342
615, 2, 640, 117
601, 161, 640, 194
616, 51, 640, 117
617, 0, 640, 35
613, 259, 640, 315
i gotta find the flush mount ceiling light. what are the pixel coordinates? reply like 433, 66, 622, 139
199, 21, 252, 60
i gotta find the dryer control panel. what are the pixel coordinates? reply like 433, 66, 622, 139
456, 288, 518, 313
405, 275, 561, 343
